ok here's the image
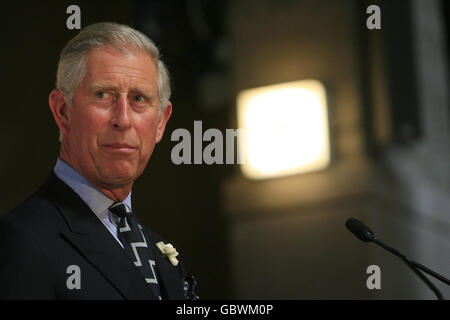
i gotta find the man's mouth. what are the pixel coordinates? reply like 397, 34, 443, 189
102, 143, 138, 154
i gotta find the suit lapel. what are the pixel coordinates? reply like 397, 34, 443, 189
144, 229, 185, 300
40, 172, 157, 300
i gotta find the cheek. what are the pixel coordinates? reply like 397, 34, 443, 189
137, 119, 159, 152
71, 109, 107, 147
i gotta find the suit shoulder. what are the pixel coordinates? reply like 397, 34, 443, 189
0, 216, 55, 299
2, 193, 63, 234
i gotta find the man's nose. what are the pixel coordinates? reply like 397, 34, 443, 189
111, 95, 132, 130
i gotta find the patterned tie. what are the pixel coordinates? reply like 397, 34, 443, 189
109, 202, 162, 300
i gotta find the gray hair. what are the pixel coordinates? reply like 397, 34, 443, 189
56, 22, 171, 115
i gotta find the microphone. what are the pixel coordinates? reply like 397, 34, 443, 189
346, 217, 449, 300
345, 218, 375, 242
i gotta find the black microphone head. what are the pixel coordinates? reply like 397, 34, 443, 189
345, 218, 375, 242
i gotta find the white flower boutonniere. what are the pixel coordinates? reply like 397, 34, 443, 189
156, 241, 179, 266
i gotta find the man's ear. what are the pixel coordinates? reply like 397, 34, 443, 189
49, 89, 71, 137
155, 101, 173, 143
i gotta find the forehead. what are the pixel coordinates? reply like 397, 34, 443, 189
82, 45, 158, 90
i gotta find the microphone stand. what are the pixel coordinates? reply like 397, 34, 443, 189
372, 237, 449, 300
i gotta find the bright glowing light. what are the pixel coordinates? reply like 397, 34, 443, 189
237, 80, 330, 179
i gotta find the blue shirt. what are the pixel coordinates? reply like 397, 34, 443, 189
54, 158, 130, 247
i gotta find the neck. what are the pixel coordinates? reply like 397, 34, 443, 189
59, 152, 132, 203
93, 184, 131, 203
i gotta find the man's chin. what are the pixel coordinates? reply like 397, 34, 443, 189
98, 168, 137, 187
93, 158, 146, 188
106, 176, 135, 187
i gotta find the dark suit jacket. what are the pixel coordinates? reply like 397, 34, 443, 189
0, 172, 186, 300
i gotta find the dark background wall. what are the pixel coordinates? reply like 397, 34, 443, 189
1, 0, 449, 299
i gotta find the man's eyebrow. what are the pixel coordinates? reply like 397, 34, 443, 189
88, 83, 119, 92
129, 88, 156, 100
88, 83, 156, 100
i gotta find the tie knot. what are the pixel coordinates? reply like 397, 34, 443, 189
109, 202, 132, 218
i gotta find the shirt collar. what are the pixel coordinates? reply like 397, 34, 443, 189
53, 158, 132, 219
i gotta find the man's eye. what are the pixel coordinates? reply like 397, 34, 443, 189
96, 92, 107, 99
134, 95, 144, 102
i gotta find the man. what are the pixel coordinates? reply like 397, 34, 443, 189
0, 22, 191, 300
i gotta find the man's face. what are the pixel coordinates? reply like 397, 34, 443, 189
61, 46, 171, 190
